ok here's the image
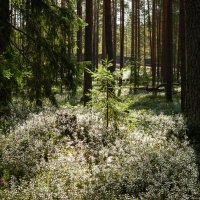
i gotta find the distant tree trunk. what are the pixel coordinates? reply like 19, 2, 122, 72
95, 0, 99, 68
151, 0, 156, 88
102, 3, 106, 59
130, 0, 135, 88
162, 0, 173, 101
0, 0, 11, 115
161, 0, 166, 83
147, 0, 152, 54
137, 0, 141, 85
31, 0, 42, 107
34, 29, 42, 107
112, 0, 117, 69
93, 0, 97, 68
134, 0, 139, 92
156, 0, 161, 83
77, 0, 83, 62
119, 0, 124, 88
143, 0, 146, 70
83, 0, 93, 106
179, 0, 186, 112
185, 0, 200, 133
104, 0, 114, 72
173, 18, 179, 80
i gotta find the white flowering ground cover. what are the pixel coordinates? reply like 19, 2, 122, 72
0, 94, 200, 199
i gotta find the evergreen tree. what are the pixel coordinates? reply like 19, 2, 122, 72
0, 0, 11, 115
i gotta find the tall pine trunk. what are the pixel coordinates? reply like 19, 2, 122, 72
83, 0, 93, 106
151, 0, 157, 88
185, 0, 200, 133
162, 0, 173, 101
104, 0, 114, 72
179, 0, 186, 112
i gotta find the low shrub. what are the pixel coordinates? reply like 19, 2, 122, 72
0, 104, 199, 199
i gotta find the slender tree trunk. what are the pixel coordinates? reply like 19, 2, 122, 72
77, 0, 83, 62
161, 0, 166, 83
162, 0, 173, 101
134, 0, 139, 92
156, 0, 161, 83
143, 0, 146, 71
179, 0, 186, 112
130, 0, 135, 89
83, 0, 93, 106
151, 0, 157, 88
104, 0, 114, 72
102, 3, 106, 59
31, 0, 42, 106
112, 0, 117, 69
137, 0, 141, 85
147, 0, 152, 54
95, 0, 99, 68
119, 0, 124, 88
93, 0, 97, 68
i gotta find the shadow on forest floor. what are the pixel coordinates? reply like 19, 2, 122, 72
127, 93, 181, 115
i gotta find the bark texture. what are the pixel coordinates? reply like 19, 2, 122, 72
83, 0, 93, 106
185, 0, 200, 132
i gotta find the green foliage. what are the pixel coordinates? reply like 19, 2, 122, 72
6, 0, 84, 106
0, 48, 31, 90
139, 66, 151, 86
87, 59, 125, 129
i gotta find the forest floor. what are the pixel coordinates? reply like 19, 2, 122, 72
0, 92, 200, 199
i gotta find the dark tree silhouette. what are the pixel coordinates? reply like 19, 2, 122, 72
0, 0, 11, 115
185, 0, 200, 133
83, 0, 93, 106
179, 0, 186, 112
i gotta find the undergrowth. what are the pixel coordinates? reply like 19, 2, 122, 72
0, 94, 199, 200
